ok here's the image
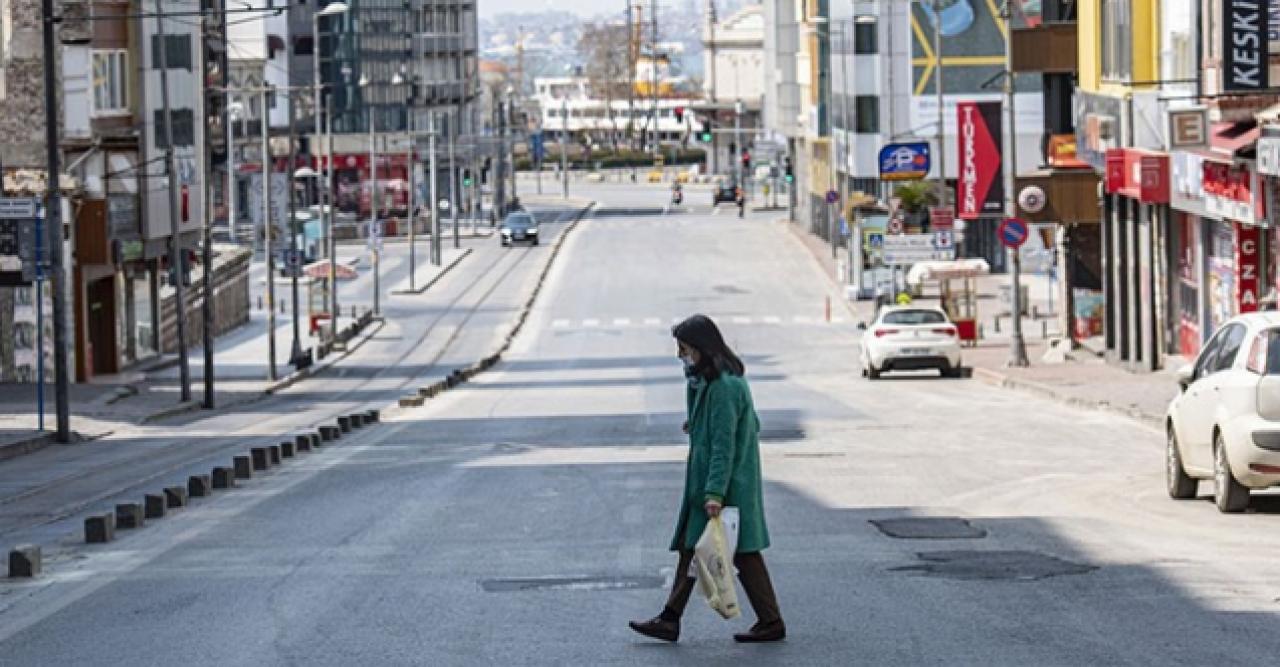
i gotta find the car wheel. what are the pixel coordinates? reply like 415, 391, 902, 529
1214, 432, 1249, 513
1166, 426, 1197, 500
867, 365, 881, 380
532, 239, 539, 246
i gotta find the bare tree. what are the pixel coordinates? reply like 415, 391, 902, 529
577, 22, 631, 150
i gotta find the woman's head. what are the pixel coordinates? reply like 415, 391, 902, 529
672, 315, 745, 381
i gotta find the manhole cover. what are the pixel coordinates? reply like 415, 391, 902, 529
479, 575, 665, 593
870, 517, 987, 539
891, 550, 1097, 581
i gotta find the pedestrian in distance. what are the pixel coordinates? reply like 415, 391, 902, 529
629, 315, 785, 644
736, 186, 745, 218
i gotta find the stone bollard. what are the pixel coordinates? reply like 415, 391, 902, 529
213, 467, 237, 489
308, 431, 323, 447
400, 395, 425, 408
234, 456, 254, 480
349, 413, 364, 428
337, 416, 351, 433
164, 486, 188, 509
8, 545, 41, 578
365, 409, 380, 423
85, 513, 115, 543
268, 445, 282, 465
251, 447, 271, 471
145, 494, 167, 519
281, 440, 296, 458
295, 434, 313, 452
116, 503, 146, 529
319, 425, 340, 441
188, 474, 213, 498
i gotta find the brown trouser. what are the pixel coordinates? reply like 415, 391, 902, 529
664, 550, 783, 625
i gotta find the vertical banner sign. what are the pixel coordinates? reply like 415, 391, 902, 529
956, 101, 1004, 220
1224, 0, 1269, 91
1237, 222, 1261, 313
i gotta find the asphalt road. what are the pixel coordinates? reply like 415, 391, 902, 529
4, 184, 1280, 665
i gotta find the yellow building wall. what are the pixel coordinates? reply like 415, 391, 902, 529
1080, 0, 1162, 95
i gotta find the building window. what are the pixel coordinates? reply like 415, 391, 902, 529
92, 50, 129, 114
854, 95, 879, 133
294, 36, 313, 56
150, 34, 192, 70
153, 109, 195, 148
854, 18, 877, 54
1100, 0, 1131, 81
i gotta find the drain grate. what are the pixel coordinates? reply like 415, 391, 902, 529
479, 575, 666, 593
891, 550, 1097, 581
870, 517, 987, 539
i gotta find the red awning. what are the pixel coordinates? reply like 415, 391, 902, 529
1209, 122, 1260, 159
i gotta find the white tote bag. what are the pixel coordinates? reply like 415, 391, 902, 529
691, 507, 741, 620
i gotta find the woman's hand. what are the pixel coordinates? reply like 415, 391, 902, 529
682, 421, 690, 434
704, 499, 722, 518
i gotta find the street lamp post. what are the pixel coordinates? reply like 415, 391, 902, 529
1001, 0, 1029, 367
933, 0, 948, 206
312, 2, 347, 342
261, 89, 277, 381
360, 75, 380, 317
560, 96, 569, 198
449, 108, 460, 249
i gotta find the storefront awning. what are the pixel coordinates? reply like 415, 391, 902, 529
1207, 122, 1259, 160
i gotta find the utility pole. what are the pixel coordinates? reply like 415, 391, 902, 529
261, 89, 277, 381
1002, 0, 1028, 367
626, 0, 636, 153
200, 15, 215, 407
428, 111, 440, 267
449, 109, 460, 249
650, 0, 659, 156
326, 94, 337, 342
39, 0, 70, 441
155, 0, 191, 403
368, 103, 379, 316
287, 88, 304, 367
934, 0, 948, 206
707, 0, 717, 102
561, 96, 569, 198
508, 102, 518, 205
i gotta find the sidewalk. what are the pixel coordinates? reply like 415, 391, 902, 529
783, 218, 1177, 428
0, 245, 474, 459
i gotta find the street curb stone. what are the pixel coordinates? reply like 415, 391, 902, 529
8, 545, 41, 578
971, 367, 1163, 430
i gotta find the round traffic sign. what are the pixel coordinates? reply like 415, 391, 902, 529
825, 190, 839, 204
998, 217, 1030, 249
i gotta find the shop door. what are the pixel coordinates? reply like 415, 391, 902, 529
87, 277, 119, 376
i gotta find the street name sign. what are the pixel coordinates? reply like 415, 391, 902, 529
882, 233, 956, 265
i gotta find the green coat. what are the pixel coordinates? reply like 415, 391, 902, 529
670, 372, 771, 553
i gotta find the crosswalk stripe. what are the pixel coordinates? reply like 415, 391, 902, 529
644, 317, 662, 326
763, 316, 781, 324
793, 315, 813, 324
613, 318, 632, 326
583, 318, 600, 327
552, 319, 570, 328
732, 316, 751, 325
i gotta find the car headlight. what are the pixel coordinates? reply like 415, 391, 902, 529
528, 228, 539, 234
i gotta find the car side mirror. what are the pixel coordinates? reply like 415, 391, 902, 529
1176, 364, 1194, 392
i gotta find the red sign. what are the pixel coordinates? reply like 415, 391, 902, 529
929, 206, 955, 231
1103, 148, 1169, 203
1237, 222, 1261, 313
1047, 134, 1090, 169
957, 101, 1003, 219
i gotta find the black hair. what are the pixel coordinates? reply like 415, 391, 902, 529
672, 314, 745, 381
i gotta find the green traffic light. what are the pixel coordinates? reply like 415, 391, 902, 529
785, 174, 794, 183
700, 133, 712, 143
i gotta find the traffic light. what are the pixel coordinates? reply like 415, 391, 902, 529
674, 106, 684, 123
462, 169, 473, 187
741, 149, 751, 171
784, 156, 794, 183
699, 120, 712, 143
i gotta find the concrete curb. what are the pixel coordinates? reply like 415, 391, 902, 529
971, 366, 1163, 430
390, 201, 596, 417
0, 432, 57, 462
779, 219, 866, 323
139, 400, 202, 425
390, 248, 474, 295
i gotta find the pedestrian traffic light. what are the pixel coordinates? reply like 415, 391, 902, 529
741, 149, 751, 171
674, 106, 684, 123
784, 156, 794, 183
463, 169, 473, 187
699, 120, 712, 143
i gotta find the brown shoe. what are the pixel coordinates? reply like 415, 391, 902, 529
733, 620, 786, 643
629, 616, 679, 642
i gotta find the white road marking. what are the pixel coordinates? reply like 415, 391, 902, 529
763, 316, 782, 324
551, 319, 570, 328
732, 316, 751, 325
643, 317, 662, 326
832, 317, 847, 323
583, 318, 600, 327
613, 318, 632, 326
793, 315, 813, 324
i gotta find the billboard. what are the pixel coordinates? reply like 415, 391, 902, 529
1224, 0, 1269, 91
957, 100, 1003, 220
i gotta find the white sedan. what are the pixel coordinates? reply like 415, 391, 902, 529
860, 306, 964, 379
1166, 312, 1280, 512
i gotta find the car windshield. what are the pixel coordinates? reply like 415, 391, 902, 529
505, 216, 534, 228
882, 309, 947, 325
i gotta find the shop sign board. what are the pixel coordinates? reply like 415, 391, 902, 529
1168, 108, 1209, 151
1223, 0, 1270, 92
956, 101, 1003, 220
1237, 223, 1261, 312
1203, 160, 1264, 225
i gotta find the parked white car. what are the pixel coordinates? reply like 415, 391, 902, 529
860, 306, 964, 379
1166, 312, 1280, 512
